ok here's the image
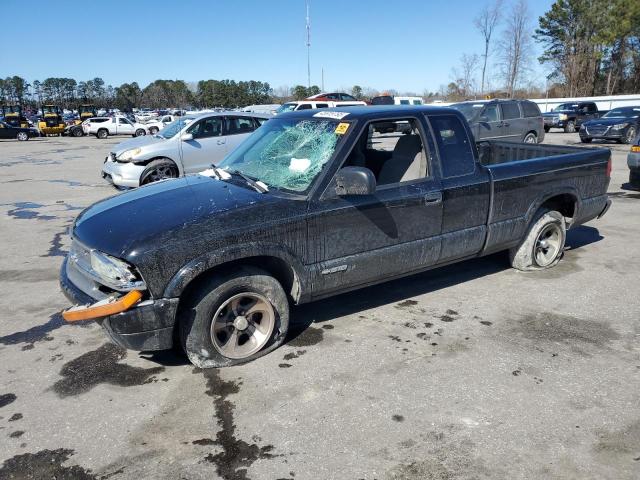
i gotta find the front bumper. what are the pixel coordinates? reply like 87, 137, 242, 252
102, 157, 145, 188
579, 126, 626, 140
60, 257, 178, 351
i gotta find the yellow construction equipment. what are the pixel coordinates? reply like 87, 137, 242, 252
1, 105, 28, 128
39, 105, 65, 136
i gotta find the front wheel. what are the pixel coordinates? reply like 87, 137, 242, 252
564, 121, 576, 133
72, 127, 83, 137
523, 132, 537, 144
16, 132, 29, 141
623, 127, 636, 145
509, 209, 566, 271
134, 128, 146, 137
149, 127, 159, 135
97, 129, 108, 139
139, 158, 179, 185
179, 267, 290, 368
544, 126, 550, 133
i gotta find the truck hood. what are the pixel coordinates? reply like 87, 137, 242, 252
111, 135, 166, 155
543, 110, 576, 116
72, 175, 278, 259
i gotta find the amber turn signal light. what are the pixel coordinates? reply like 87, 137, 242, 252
62, 290, 143, 322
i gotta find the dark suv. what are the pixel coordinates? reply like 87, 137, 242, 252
450, 99, 545, 144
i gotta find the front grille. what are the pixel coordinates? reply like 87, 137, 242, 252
586, 125, 609, 136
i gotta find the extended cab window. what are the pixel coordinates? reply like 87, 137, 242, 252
501, 102, 521, 120
297, 104, 312, 110
344, 118, 428, 185
428, 115, 475, 178
118, 118, 132, 125
189, 117, 222, 138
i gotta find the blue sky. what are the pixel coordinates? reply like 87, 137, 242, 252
0, 0, 555, 93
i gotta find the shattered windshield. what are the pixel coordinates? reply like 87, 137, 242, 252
218, 117, 343, 193
275, 103, 297, 114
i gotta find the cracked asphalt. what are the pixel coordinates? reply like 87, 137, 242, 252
0, 132, 638, 479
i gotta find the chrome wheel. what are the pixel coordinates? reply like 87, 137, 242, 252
17, 132, 28, 141
534, 223, 562, 267
626, 127, 636, 144
145, 165, 176, 183
210, 293, 275, 359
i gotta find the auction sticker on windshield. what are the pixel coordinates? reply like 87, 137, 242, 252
335, 122, 350, 135
314, 111, 349, 120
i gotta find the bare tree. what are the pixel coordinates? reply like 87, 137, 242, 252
499, 0, 532, 97
474, 0, 503, 96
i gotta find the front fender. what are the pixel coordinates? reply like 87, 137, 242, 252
162, 242, 309, 301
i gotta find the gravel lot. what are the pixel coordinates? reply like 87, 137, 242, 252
0, 131, 638, 480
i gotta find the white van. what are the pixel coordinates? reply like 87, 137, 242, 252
275, 100, 367, 114
371, 95, 424, 106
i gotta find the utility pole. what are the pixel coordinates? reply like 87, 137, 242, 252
321, 67, 324, 91
306, 0, 311, 89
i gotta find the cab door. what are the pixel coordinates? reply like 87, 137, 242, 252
307, 117, 443, 297
222, 116, 258, 154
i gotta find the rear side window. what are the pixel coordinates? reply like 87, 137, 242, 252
399, 100, 410, 105
521, 101, 541, 117
587, 103, 598, 113
501, 102, 521, 120
428, 115, 475, 178
297, 104, 312, 110
316, 103, 329, 108
225, 116, 255, 135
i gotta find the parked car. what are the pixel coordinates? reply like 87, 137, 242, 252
61, 105, 611, 368
101, 112, 270, 188
306, 92, 359, 102
628, 132, 640, 187
542, 101, 602, 133
143, 114, 178, 135
579, 106, 640, 144
370, 95, 424, 106
275, 100, 366, 114
83, 116, 150, 139
0, 121, 40, 141
450, 99, 545, 143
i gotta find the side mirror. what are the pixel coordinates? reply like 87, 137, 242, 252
479, 115, 489, 123
335, 166, 376, 196
180, 133, 193, 141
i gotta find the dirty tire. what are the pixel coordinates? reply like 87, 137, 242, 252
16, 131, 29, 141
179, 266, 289, 368
72, 127, 83, 137
523, 132, 537, 144
509, 209, 566, 271
97, 129, 108, 139
564, 121, 576, 133
139, 158, 178, 185
149, 127, 159, 135
544, 126, 550, 133
134, 128, 146, 137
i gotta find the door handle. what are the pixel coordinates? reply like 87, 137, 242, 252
502, 122, 510, 127
424, 192, 442, 204
217, 139, 226, 145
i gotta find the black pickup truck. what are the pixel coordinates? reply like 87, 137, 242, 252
543, 101, 603, 133
60, 106, 612, 368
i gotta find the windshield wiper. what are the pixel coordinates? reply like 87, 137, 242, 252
228, 169, 268, 193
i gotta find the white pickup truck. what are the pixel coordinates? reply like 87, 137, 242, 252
83, 116, 150, 139
143, 115, 178, 135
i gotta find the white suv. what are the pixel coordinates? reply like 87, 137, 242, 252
83, 116, 150, 139
101, 112, 271, 188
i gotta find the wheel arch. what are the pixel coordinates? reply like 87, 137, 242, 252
163, 247, 306, 304
526, 189, 579, 227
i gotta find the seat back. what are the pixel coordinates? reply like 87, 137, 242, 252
378, 134, 424, 184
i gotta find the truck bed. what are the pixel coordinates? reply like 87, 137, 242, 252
477, 141, 590, 165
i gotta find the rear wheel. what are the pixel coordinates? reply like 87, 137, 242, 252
523, 132, 537, 144
149, 126, 159, 135
179, 266, 290, 368
134, 128, 146, 137
509, 209, 566, 271
72, 127, 83, 137
97, 129, 108, 139
139, 158, 179, 185
16, 132, 29, 141
564, 121, 576, 133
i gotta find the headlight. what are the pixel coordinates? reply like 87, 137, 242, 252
89, 250, 145, 290
558, 113, 568, 121
117, 148, 142, 161
612, 123, 629, 130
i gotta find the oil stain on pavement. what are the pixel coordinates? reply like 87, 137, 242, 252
197, 368, 278, 480
0, 448, 97, 480
52, 343, 164, 397
287, 326, 323, 347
